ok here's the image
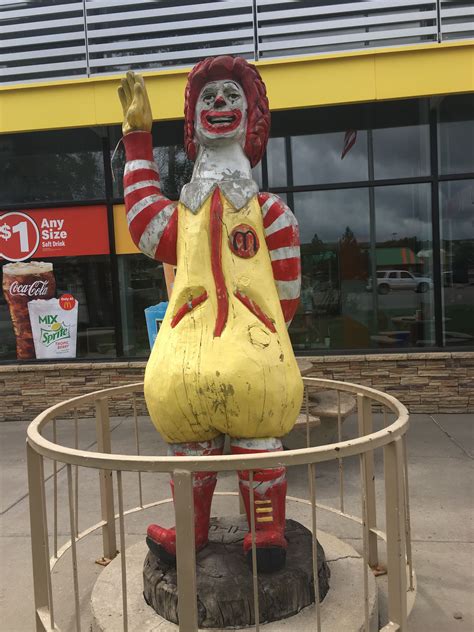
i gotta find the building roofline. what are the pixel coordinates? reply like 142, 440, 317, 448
1, 40, 473, 134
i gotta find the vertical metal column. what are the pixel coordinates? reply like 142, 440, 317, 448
367, 128, 379, 339
52, 419, 59, 559
308, 463, 321, 631
248, 470, 260, 631
337, 391, 345, 513
384, 438, 408, 630
357, 394, 378, 567
436, 0, 443, 43
116, 471, 129, 632
251, 0, 260, 61
95, 398, 117, 560
81, 0, 91, 77
102, 135, 125, 358
67, 464, 82, 632
132, 395, 143, 508
27, 442, 55, 631
429, 105, 444, 348
174, 469, 198, 631
74, 409, 80, 536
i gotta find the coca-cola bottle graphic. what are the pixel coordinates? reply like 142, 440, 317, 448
2, 262, 56, 359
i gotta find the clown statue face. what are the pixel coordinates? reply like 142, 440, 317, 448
194, 79, 248, 148
118, 57, 302, 574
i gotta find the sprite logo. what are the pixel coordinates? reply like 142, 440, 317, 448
38, 314, 70, 346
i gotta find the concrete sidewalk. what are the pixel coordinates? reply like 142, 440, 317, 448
0, 412, 472, 631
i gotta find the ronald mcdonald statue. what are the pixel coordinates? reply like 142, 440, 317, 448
118, 56, 303, 572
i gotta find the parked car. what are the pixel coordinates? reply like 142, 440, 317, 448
366, 270, 432, 294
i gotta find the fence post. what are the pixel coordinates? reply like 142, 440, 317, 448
95, 398, 117, 560
27, 441, 54, 631
384, 438, 407, 630
174, 469, 198, 631
357, 394, 378, 567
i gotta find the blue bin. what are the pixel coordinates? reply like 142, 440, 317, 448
144, 302, 168, 350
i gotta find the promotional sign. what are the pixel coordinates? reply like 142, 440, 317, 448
0, 206, 109, 261
2, 261, 79, 360
28, 295, 78, 360
1, 206, 107, 361
144, 302, 169, 349
2, 261, 56, 359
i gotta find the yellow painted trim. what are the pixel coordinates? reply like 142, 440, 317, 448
1, 41, 473, 134
255, 499, 272, 504
256, 507, 273, 513
256, 516, 274, 523
113, 204, 139, 255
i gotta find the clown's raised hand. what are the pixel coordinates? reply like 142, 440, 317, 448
118, 70, 153, 135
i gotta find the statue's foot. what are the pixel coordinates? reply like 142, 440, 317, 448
146, 524, 177, 564
146, 523, 211, 564
243, 531, 287, 573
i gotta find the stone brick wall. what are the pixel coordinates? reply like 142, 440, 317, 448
0, 362, 147, 422
1, 352, 473, 422
305, 352, 474, 414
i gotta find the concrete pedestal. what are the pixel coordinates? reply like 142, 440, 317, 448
91, 528, 378, 631
143, 517, 329, 628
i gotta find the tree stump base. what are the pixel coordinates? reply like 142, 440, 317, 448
143, 516, 330, 628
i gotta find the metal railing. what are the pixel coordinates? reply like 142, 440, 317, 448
26, 376, 415, 631
1, 0, 473, 85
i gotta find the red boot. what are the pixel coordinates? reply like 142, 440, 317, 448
146, 438, 223, 564
231, 438, 288, 573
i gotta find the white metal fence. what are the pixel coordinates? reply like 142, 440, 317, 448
1, 0, 473, 85
26, 377, 415, 631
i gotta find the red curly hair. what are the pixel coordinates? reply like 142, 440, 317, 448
184, 56, 270, 168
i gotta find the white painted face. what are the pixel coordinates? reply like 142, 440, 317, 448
194, 79, 247, 147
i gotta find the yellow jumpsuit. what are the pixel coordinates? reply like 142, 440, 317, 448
144, 188, 303, 443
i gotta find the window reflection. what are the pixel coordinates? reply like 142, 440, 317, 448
252, 161, 263, 188
291, 131, 368, 185
292, 188, 370, 350
440, 179, 474, 346
0, 129, 105, 205
267, 137, 287, 187
438, 94, 474, 175
112, 143, 193, 201
372, 99, 430, 180
372, 183, 434, 348
373, 124, 430, 180
118, 255, 168, 357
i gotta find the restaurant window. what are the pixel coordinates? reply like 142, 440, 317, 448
110, 122, 193, 201
291, 188, 371, 350
0, 128, 105, 205
117, 255, 168, 357
267, 137, 288, 187
438, 94, 474, 176
371, 183, 434, 348
291, 130, 368, 186
372, 100, 430, 180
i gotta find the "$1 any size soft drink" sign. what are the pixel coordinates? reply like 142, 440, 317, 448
0, 207, 110, 262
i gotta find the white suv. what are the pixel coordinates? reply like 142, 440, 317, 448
367, 270, 432, 294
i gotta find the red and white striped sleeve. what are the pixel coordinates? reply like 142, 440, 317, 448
122, 131, 178, 265
258, 192, 301, 327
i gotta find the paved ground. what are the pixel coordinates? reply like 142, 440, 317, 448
0, 412, 472, 631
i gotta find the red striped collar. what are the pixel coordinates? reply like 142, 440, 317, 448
180, 178, 258, 213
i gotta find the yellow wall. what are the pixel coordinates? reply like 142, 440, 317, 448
1, 41, 473, 134
113, 204, 139, 255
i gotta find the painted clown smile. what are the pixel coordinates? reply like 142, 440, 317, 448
201, 109, 242, 133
